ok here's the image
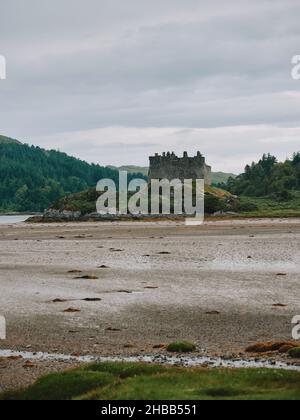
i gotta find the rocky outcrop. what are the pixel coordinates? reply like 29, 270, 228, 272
26, 184, 239, 223
27, 210, 185, 223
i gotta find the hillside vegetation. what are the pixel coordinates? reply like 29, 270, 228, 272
225, 153, 300, 198
48, 184, 236, 217
0, 135, 21, 145
218, 153, 300, 217
0, 138, 145, 212
211, 171, 236, 185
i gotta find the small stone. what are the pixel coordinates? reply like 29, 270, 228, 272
23, 361, 35, 368
206, 311, 221, 315
63, 308, 81, 313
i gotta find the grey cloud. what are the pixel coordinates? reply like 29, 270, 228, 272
0, 0, 300, 172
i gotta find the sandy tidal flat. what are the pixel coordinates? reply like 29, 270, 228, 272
0, 219, 300, 390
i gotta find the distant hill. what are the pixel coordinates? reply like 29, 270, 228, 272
108, 165, 236, 184
107, 165, 149, 177
0, 134, 21, 145
0, 134, 237, 213
211, 172, 236, 185
0, 137, 145, 213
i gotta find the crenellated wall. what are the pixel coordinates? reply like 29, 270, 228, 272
149, 152, 211, 184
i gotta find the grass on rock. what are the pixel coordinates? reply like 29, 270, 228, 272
288, 348, 300, 359
246, 341, 298, 354
2, 362, 300, 400
166, 341, 197, 353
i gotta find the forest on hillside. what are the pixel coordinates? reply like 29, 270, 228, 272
2, 137, 300, 215
0, 142, 146, 212
222, 153, 300, 200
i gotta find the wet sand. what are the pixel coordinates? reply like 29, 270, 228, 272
0, 219, 300, 391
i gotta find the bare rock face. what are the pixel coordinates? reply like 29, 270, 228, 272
27, 208, 83, 222
44, 209, 82, 220
27, 210, 186, 223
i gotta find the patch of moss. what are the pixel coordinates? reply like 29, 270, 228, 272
288, 348, 300, 359
166, 341, 197, 353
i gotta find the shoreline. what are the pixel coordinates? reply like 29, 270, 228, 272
25, 213, 300, 224
1, 348, 300, 371
0, 212, 40, 216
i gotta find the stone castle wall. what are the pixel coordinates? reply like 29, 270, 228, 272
149, 152, 211, 184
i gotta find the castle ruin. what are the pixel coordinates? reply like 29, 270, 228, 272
149, 152, 212, 184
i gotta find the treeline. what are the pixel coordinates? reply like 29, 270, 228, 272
223, 153, 300, 199
0, 142, 146, 212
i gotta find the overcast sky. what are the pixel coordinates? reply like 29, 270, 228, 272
1, 0, 300, 173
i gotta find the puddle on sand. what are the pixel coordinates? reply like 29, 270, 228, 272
0, 349, 299, 372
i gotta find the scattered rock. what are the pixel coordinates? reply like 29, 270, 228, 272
74, 275, 99, 280
153, 344, 165, 349
276, 273, 287, 276
117, 290, 133, 294
106, 327, 121, 332
279, 344, 295, 354
272, 303, 287, 308
82, 298, 101, 302
71, 352, 82, 357
23, 361, 35, 368
158, 251, 171, 255
246, 341, 297, 354
6, 355, 23, 361
144, 286, 159, 289
63, 308, 81, 313
68, 270, 82, 274
288, 347, 300, 359
52, 298, 69, 303
206, 311, 221, 315
98, 265, 109, 269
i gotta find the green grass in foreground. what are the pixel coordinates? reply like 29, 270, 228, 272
2, 362, 300, 400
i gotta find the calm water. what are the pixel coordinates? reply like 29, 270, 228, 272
0, 215, 31, 224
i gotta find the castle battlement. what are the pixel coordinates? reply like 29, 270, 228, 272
149, 152, 211, 184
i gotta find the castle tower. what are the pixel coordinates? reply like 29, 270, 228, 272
149, 152, 212, 184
